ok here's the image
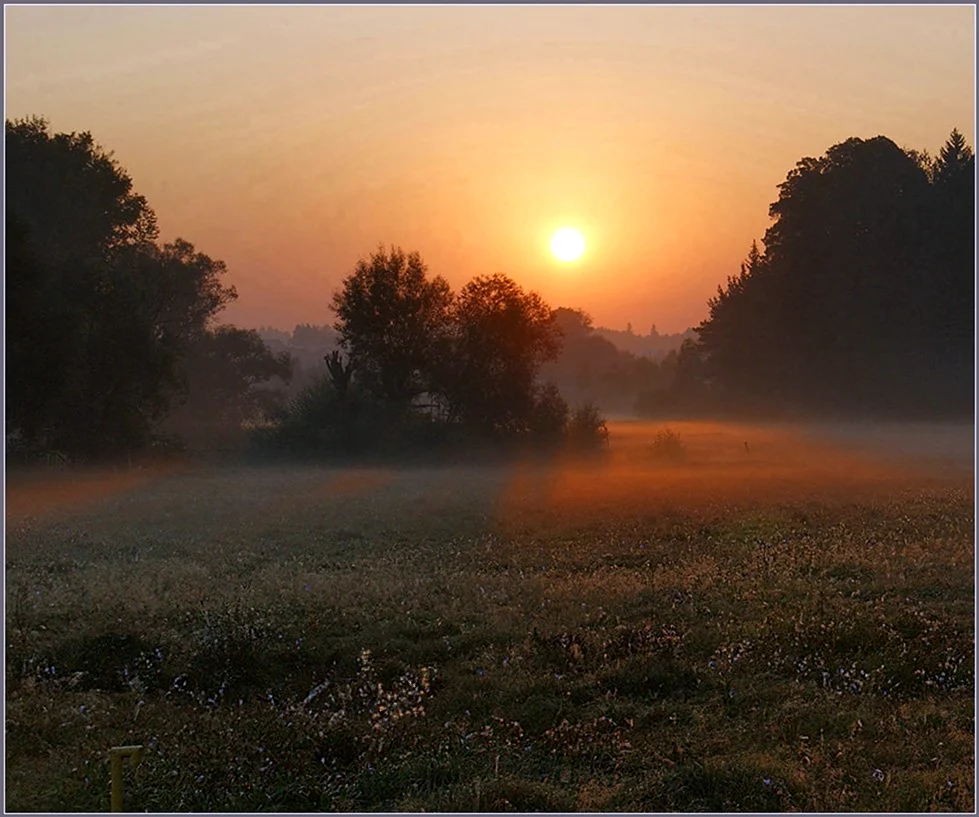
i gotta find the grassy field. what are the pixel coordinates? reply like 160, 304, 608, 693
5, 420, 974, 812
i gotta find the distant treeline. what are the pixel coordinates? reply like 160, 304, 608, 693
5, 116, 973, 463
592, 325, 697, 362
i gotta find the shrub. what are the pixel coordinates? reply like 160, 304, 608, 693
253, 376, 449, 459
252, 377, 340, 454
566, 402, 609, 450
529, 383, 570, 445
255, 376, 608, 460
649, 427, 687, 461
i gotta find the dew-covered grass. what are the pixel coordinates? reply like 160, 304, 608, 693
5, 420, 974, 811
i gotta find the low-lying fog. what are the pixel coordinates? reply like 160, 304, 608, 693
6, 420, 972, 531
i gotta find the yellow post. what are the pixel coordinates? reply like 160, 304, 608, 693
109, 745, 144, 812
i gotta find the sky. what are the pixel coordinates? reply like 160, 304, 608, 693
5, 4, 975, 334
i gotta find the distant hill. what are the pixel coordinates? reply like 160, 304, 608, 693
592, 324, 697, 361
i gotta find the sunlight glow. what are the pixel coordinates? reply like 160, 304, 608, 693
551, 227, 586, 262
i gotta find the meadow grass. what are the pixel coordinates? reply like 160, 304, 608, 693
5, 420, 974, 812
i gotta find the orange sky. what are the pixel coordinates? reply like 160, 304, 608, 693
5, 5, 975, 334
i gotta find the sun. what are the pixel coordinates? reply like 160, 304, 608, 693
551, 227, 586, 262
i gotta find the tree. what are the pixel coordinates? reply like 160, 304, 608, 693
5, 117, 237, 459
4, 211, 77, 443
695, 240, 788, 406
5, 116, 158, 268
331, 246, 453, 403
324, 350, 357, 401
162, 327, 293, 449
439, 273, 561, 433
928, 128, 975, 378
34, 238, 238, 459
933, 128, 974, 188
694, 133, 971, 415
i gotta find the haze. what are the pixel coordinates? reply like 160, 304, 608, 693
5, 4, 974, 333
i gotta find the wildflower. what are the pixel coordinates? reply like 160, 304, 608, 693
872, 768, 885, 782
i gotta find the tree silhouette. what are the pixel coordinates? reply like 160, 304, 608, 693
5, 116, 157, 268
5, 211, 77, 444
331, 245, 453, 404
934, 128, 974, 187
929, 128, 975, 376
541, 307, 670, 413
693, 131, 973, 415
439, 273, 561, 433
324, 350, 357, 400
5, 117, 238, 459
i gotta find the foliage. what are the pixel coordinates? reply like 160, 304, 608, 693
162, 327, 293, 450
5, 115, 158, 266
542, 308, 674, 414
5, 210, 76, 444
693, 131, 974, 416
438, 273, 562, 434
331, 246, 453, 403
257, 376, 351, 454
256, 376, 446, 459
566, 402, 610, 450
5, 117, 238, 461
528, 383, 571, 444
648, 428, 687, 462
315, 257, 574, 452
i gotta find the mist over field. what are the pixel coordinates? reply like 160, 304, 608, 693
7, 419, 972, 527
5, 6, 974, 812
6, 417, 975, 812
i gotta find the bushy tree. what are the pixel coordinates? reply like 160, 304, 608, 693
5, 117, 238, 459
279, 253, 614, 453
331, 246, 453, 403
5, 116, 158, 266
440, 273, 561, 433
693, 131, 973, 415
529, 382, 571, 444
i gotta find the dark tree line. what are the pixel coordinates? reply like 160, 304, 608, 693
685, 130, 974, 416
7, 117, 971, 464
6, 117, 291, 462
